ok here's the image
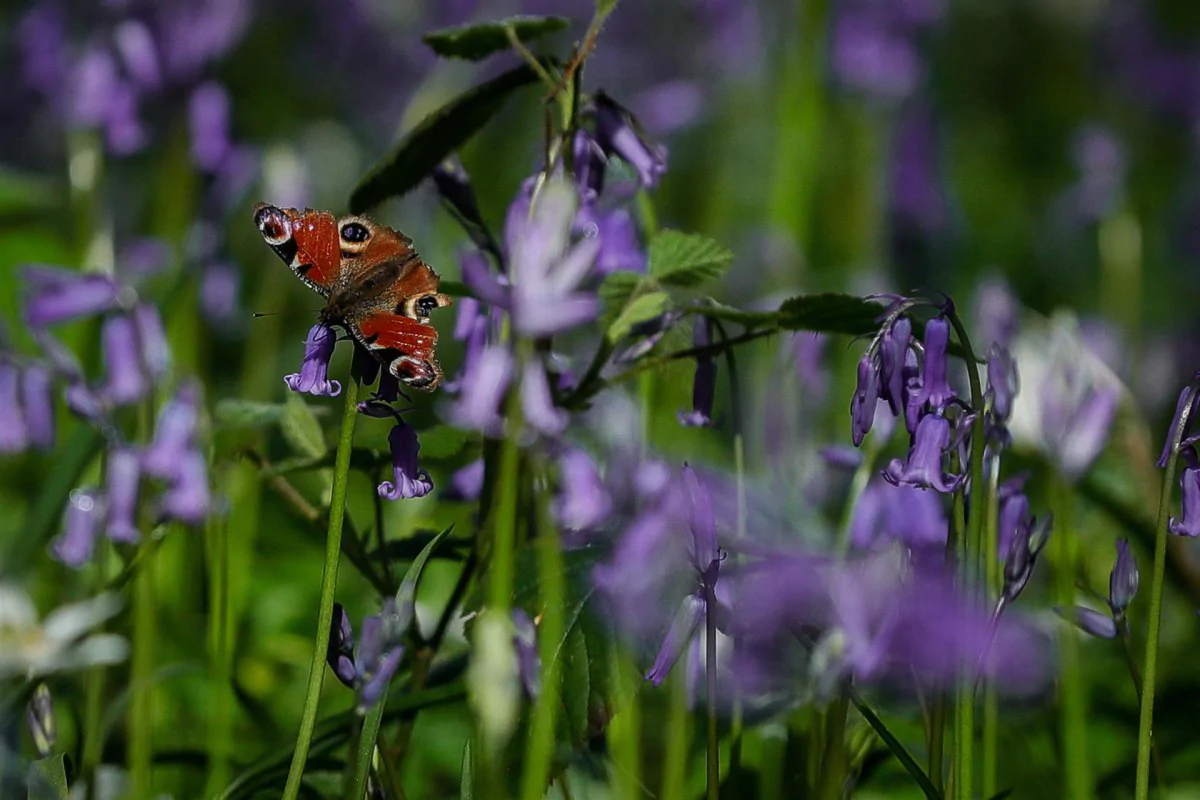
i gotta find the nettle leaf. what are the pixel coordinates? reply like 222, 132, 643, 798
350, 61, 550, 213
776, 293, 882, 336
423, 16, 570, 61
648, 230, 733, 288
599, 271, 644, 318
607, 291, 671, 343
280, 394, 327, 459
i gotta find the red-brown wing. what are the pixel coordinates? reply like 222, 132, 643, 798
349, 311, 444, 391
253, 204, 341, 295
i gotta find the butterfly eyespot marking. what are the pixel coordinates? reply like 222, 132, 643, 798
340, 222, 370, 243
415, 295, 440, 317
254, 205, 292, 246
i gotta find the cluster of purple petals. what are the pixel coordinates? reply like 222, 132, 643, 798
328, 600, 407, 712
830, 0, 944, 102
1160, 382, 1200, 538
1062, 538, 1139, 641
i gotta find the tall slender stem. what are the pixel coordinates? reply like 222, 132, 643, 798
282, 378, 361, 800
130, 536, 156, 797
705, 584, 719, 800
1136, 392, 1191, 798
205, 508, 233, 798
1053, 474, 1091, 800
346, 692, 387, 800
981, 456, 1001, 799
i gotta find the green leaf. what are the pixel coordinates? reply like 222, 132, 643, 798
0, 166, 57, 217
607, 291, 670, 343
776, 293, 882, 336
350, 62, 549, 213
280, 394, 327, 459
423, 16, 570, 61
648, 230, 734, 288
595, 0, 620, 18
418, 425, 471, 460
214, 399, 286, 428
692, 302, 779, 329
27, 754, 69, 800
395, 524, 457, 613
557, 622, 591, 746
460, 740, 473, 799
599, 271, 643, 317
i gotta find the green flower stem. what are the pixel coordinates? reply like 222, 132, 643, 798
981, 456, 1001, 800
1053, 473, 1091, 800
487, 384, 523, 615
661, 667, 691, 800
80, 539, 109, 796
130, 536, 157, 797
519, 462, 566, 800
1136, 392, 1192, 798
282, 378, 361, 800
1118, 626, 1164, 789
204, 507, 234, 798
816, 691, 850, 800
705, 582, 720, 800
945, 311, 988, 800
346, 690, 388, 800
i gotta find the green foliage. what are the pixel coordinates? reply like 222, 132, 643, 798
607, 289, 671, 342
423, 16, 570, 61
27, 755, 69, 800
280, 394, 327, 459
349, 62, 551, 213
776, 293, 882, 336
648, 229, 734, 287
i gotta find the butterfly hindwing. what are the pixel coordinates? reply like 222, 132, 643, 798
350, 311, 444, 390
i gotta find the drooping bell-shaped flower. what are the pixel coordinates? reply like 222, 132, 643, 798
432, 160, 501, 260
555, 448, 612, 533
143, 383, 200, 480
159, 450, 211, 524
98, 313, 149, 406
879, 316, 912, 416
284, 323, 342, 397
644, 594, 705, 687
26, 683, 55, 758
987, 345, 1019, 423
105, 447, 142, 544
912, 316, 954, 412
594, 92, 668, 189
1108, 538, 1138, 615
188, 81, 231, 172
679, 317, 717, 428
327, 602, 357, 688
850, 478, 947, 551
1003, 512, 1052, 605
521, 360, 567, 438
883, 413, 963, 493
51, 490, 105, 568
23, 267, 123, 328
377, 421, 433, 500
1169, 456, 1200, 538
575, 204, 646, 275
446, 345, 513, 437
1061, 606, 1118, 639
21, 364, 55, 450
445, 459, 484, 502
0, 362, 28, 453
573, 128, 608, 197
355, 612, 404, 712
850, 353, 879, 446
1157, 385, 1197, 468
513, 608, 542, 699
133, 304, 170, 382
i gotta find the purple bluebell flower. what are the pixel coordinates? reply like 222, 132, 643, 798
377, 422, 433, 500
912, 316, 954, 412
1169, 454, 1200, 538
354, 612, 404, 712
469, 181, 600, 337
98, 314, 149, 406
613, 310, 684, 365
974, 278, 1021, 350
160, 451, 211, 524
1043, 381, 1119, 481
593, 92, 668, 189
285, 324, 342, 397
1003, 511, 1052, 605
133, 304, 170, 382
573, 129, 608, 196
105, 447, 142, 544
1109, 538, 1138, 615
0, 363, 28, 454
143, 382, 200, 481
51, 490, 105, 568
987, 345, 1019, 422
445, 345, 512, 437
575, 205, 646, 275
189, 82, 231, 173
113, 20, 162, 91
883, 413, 963, 492
433, 160, 501, 260
26, 683, 55, 759
21, 365, 55, 451
445, 459, 484, 502
645, 594, 705, 686
327, 603, 357, 688
201, 262, 241, 326
513, 608, 542, 698
830, 10, 921, 100
850, 478, 946, 551
679, 317, 717, 427
850, 353, 880, 446
1061, 606, 1118, 640
878, 316, 912, 416
1157, 384, 1197, 468
521, 361, 567, 438
555, 448, 612, 533
23, 268, 123, 328
996, 474, 1030, 558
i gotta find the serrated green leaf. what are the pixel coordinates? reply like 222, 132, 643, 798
214, 398, 286, 428
423, 16, 570, 61
28, 754, 69, 800
558, 622, 591, 746
607, 291, 670, 343
692, 303, 779, 329
648, 230, 733, 288
776, 293, 882, 336
280, 394, 327, 459
350, 62, 549, 213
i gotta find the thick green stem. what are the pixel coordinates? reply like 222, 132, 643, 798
1136, 393, 1191, 798
519, 464, 566, 800
282, 378, 361, 800
1053, 474, 1091, 800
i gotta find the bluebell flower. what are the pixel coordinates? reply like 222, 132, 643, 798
285, 323, 342, 397
353, 604, 406, 712
878, 316, 912, 416
850, 353, 880, 446
575, 204, 646, 275
850, 478, 946, 551
513, 608, 542, 699
1060, 606, 1118, 640
1002, 509, 1052, 605
51, 490, 105, 568
1169, 452, 1200, 538
377, 421, 433, 500
573, 129, 608, 196
883, 413, 963, 493
593, 92, 668, 189
21, 364, 55, 451
644, 594, 705, 687
159, 450, 211, 524
105, 447, 142, 544
0, 362, 28, 454
911, 316, 955, 413
521, 360, 567, 438
987, 345, 1019, 423
1109, 538, 1138, 615
445, 345, 513, 437
188, 82, 231, 173
143, 383, 200, 481
23, 267, 124, 328
432, 160, 502, 261
327, 602, 358, 688
98, 314, 150, 406
555, 448, 612, 534
679, 317, 717, 427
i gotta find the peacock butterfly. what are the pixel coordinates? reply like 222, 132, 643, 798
253, 204, 452, 390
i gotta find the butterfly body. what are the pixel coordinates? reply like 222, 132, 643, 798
253, 204, 451, 390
